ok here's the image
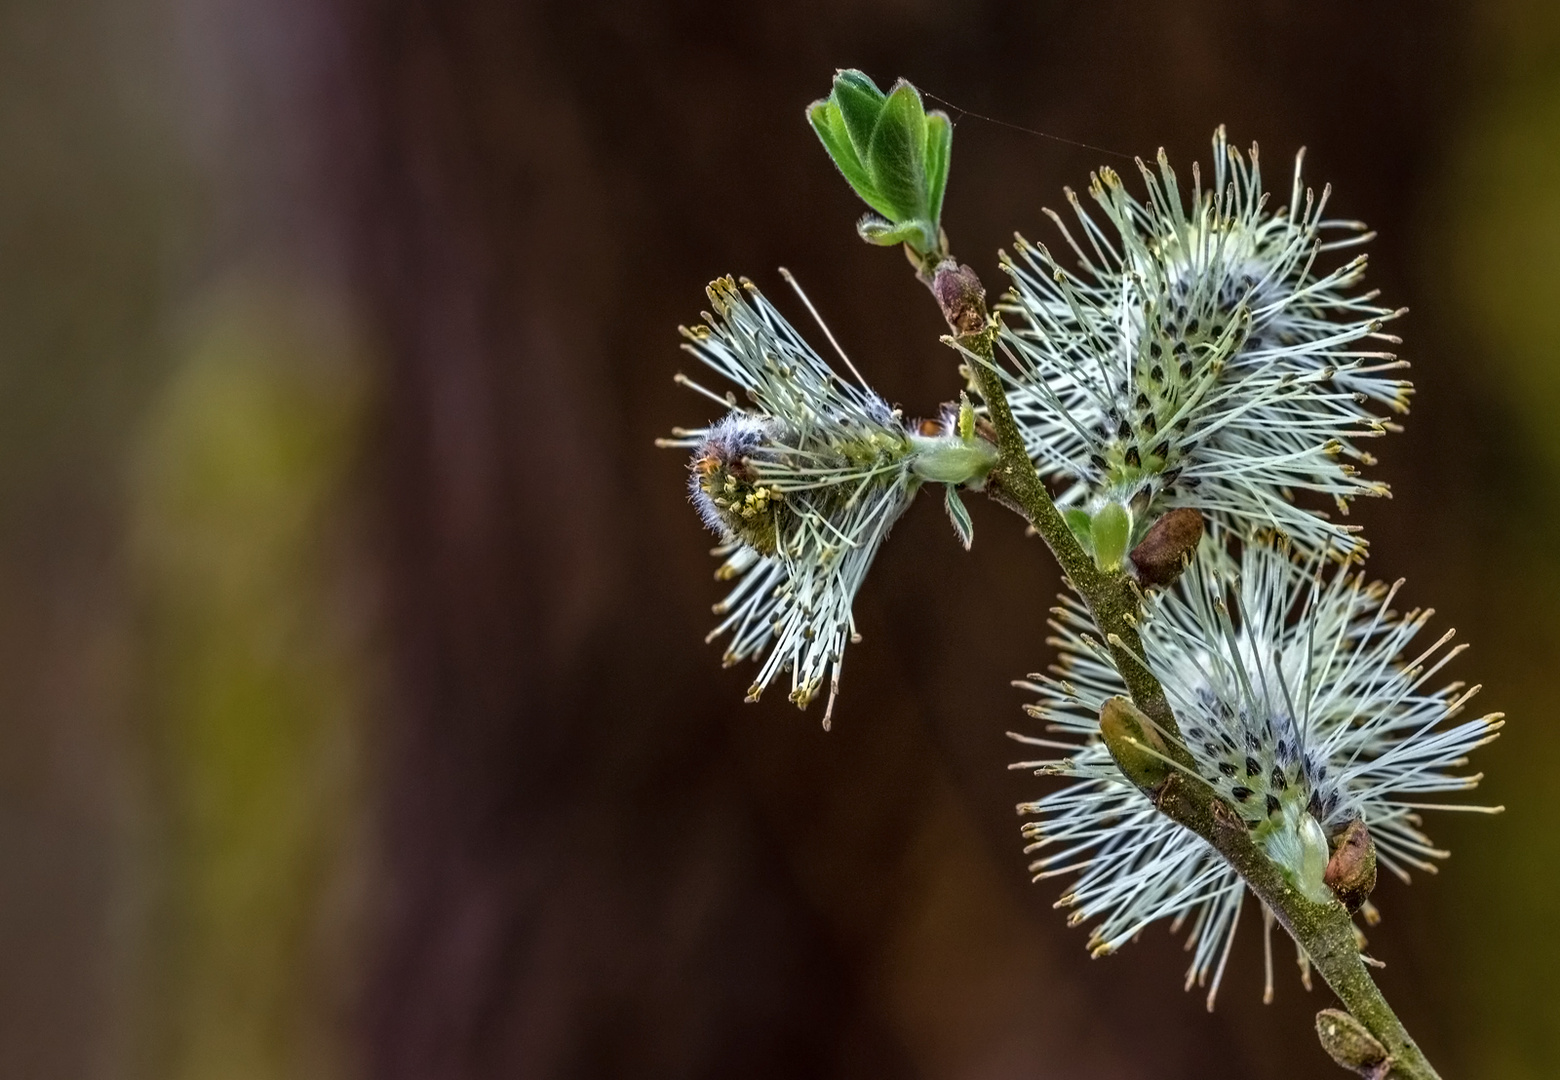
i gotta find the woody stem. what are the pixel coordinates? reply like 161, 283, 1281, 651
921, 254, 1439, 1080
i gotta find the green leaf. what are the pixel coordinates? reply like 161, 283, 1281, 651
956, 391, 974, 441
856, 213, 935, 250
807, 71, 953, 258
807, 100, 874, 203
923, 110, 953, 230
831, 70, 888, 163
944, 485, 974, 550
866, 80, 929, 224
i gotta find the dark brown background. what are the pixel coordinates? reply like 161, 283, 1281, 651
2, 0, 1558, 1077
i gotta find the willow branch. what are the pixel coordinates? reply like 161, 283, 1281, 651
922, 255, 1440, 1080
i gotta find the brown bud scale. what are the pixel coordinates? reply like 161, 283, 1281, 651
1129, 507, 1204, 588
1324, 817, 1378, 913
1315, 1009, 1391, 1079
931, 260, 988, 335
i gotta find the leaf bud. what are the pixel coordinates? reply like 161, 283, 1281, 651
1315, 1009, 1391, 1079
1089, 501, 1132, 572
1098, 695, 1171, 791
931, 260, 987, 334
807, 70, 952, 259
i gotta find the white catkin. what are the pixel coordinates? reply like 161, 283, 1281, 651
999, 127, 1410, 558
1011, 535, 1502, 1003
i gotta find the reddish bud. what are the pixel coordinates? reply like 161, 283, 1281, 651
1324, 818, 1378, 913
1128, 507, 1204, 588
932, 260, 987, 335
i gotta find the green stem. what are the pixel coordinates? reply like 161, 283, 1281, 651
959, 322, 1186, 759
925, 258, 1439, 1080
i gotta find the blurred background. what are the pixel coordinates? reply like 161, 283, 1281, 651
1, 0, 1557, 1077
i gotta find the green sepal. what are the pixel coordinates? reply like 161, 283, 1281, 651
1090, 501, 1131, 571
1296, 813, 1334, 904
944, 485, 974, 550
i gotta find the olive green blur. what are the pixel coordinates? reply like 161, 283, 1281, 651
1, 1, 1558, 1079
